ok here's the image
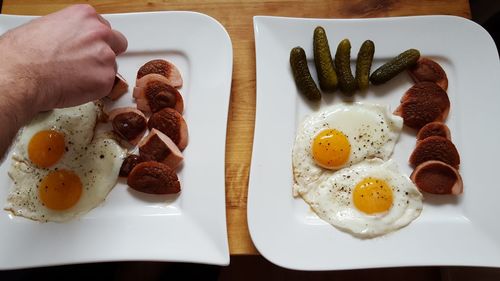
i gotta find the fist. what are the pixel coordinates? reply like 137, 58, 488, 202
0, 4, 128, 110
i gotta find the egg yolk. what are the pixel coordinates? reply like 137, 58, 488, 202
353, 177, 393, 214
312, 129, 351, 169
28, 130, 65, 168
38, 170, 82, 210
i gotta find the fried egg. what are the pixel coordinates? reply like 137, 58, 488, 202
301, 159, 423, 238
11, 102, 101, 168
5, 102, 126, 222
292, 102, 403, 196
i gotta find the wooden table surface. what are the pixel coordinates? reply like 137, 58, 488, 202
1, 0, 470, 255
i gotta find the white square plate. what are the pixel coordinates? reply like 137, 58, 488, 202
248, 15, 500, 270
0, 11, 232, 269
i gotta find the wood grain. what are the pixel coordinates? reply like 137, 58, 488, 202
2, 0, 471, 255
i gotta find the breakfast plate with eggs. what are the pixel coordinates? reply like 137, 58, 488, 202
248, 16, 500, 270
0, 11, 232, 269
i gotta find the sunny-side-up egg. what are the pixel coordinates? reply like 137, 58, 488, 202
5, 102, 126, 222
301, 159, 423, 238
292, 102, 403, 196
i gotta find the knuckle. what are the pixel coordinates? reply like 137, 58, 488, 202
97, 45, 116, 63
75, 4, 97, 16
88, 25, 111, 41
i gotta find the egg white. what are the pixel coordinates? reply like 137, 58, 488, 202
301, 159, 423, 238
292, 102, 403, 196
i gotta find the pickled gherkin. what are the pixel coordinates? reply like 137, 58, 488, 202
313, 26, 337, 91
355, 40, 375, 91
335, 39, 357, 95
370, 49, 420, 85
290, 47, 321, 101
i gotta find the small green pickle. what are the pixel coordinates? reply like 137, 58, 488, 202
355, 40, 375, 91
290, 47, 321, 101
335, 39, 357, 95
370, 49, 420, 85
313, 26, 338, 91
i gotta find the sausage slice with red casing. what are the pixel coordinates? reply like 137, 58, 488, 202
408, 57, 448, 91
136, 59, 183, 88
107, 73, 129, 100
108, 107, 147, 145
127, 161, 181, 194
410, 160, 463, 195
147, 108, 188, 151
416, 121, 451, 141
138, 128, 184, 169
119, 154, 144, 177
394, 82, 450, 129
133, 75, 184, 114
409, 136, 460, 168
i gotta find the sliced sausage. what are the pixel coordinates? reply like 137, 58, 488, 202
138, 129, 183, 169
147, 108, 188, 151
133, 76, 184, 114
394, 82, 450, 129
108, 107, 147, 145
394, 100, 443, 130
417, 121, 451, 141
408, 57, 448, 91
400, 82, 450, 115
127, 161, 181, 194
409, 136, 460, 168
107, 73, 128, 100
410, 160, 463, 195
136, 59, 183, 88
119, 154, 144, 177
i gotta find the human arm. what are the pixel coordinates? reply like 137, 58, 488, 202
0, 69, 35, 159
0, 4, 127, 157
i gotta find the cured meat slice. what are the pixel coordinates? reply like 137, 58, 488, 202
136, 59, 183, 88
408, 58, 448, 91
147, 108, 188, 151
127, 161, 181, 194
417, 122, 451, 141
394, 82, 450, 129
133, 75, 184, 114
138, 129, 184, 169
108, 107, 147, 145
107, 73, 128, 100
411, 160, 462, 195
409, 136, 460, 168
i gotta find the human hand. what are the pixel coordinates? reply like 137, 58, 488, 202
0, 4, 127, 111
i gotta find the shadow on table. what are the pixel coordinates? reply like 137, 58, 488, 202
2, 256, 500, 281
